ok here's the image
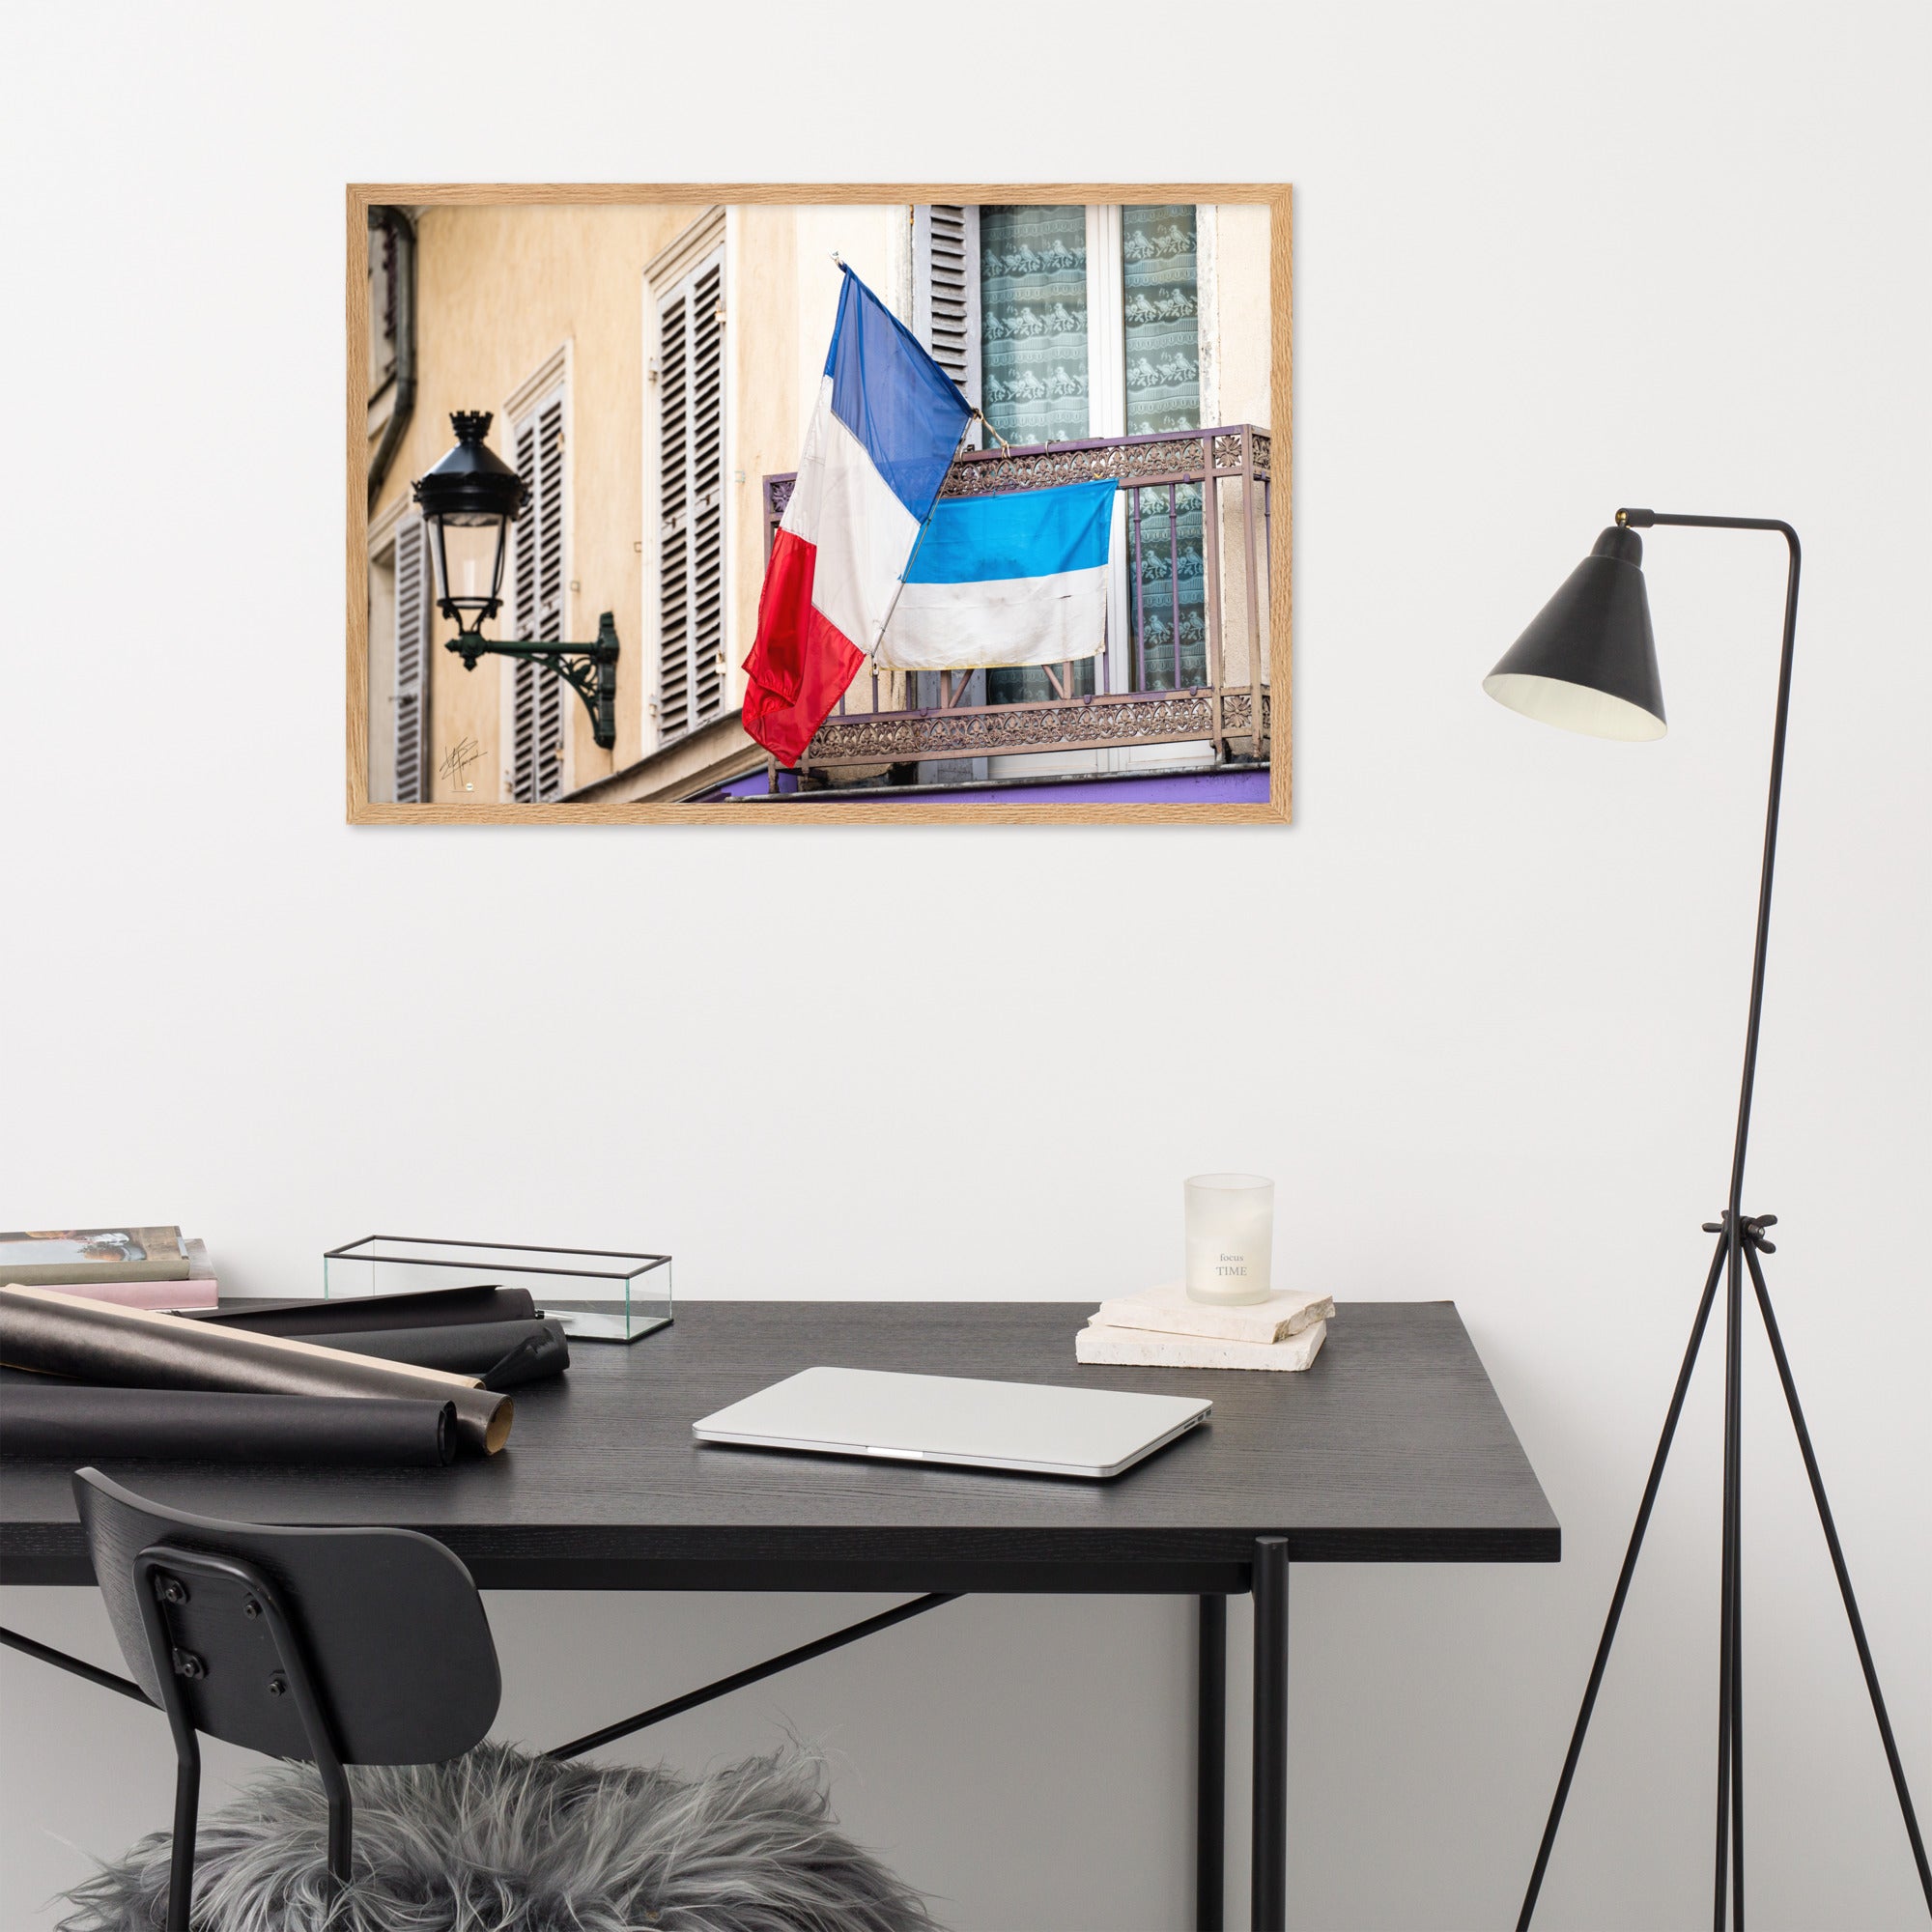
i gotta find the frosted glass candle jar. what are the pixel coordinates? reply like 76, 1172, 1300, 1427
1184, 1173, 1275, 1305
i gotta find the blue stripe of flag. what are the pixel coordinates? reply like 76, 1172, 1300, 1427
825, 267, 974, 524
902, 479, 1118, 585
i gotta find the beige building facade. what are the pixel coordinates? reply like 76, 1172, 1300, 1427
364, 201, 1273, 807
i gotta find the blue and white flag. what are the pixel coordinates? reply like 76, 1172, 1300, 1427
877, 478, 1118, 672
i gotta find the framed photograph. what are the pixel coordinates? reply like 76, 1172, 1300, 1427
347, 185, 1291, 824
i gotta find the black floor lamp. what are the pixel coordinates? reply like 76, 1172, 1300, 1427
1485, 511, 1931, 1930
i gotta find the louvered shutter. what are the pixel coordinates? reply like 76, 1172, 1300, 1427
510, 390, 567, 801
393, 515, 430, 803
913, 205, 980, 443
656, 255, 724, 740
911, 206, 984, 776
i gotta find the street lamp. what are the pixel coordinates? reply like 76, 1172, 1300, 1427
412, 412, 620, 751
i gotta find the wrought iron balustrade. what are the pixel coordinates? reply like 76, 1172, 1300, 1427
762, 423, 1272, 777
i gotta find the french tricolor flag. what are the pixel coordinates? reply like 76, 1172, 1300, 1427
742, 268, 973, 765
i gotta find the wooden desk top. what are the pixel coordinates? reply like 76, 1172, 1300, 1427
0, 1302, 1558, 1592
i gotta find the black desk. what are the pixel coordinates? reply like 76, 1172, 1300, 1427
0, 1300, 1558, 1929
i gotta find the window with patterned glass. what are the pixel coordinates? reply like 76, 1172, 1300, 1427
1122, 205, 1200, 435
978, 206, 1090, 447
1126, 482, 1208, 693
1122, 205, 1205, 690
955, 204, 1208, 699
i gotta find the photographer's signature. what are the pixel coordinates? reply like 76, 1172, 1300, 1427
439, 737, 482, 792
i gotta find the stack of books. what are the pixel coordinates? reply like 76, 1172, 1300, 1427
0, 1227, 216, 1311
1075, 1279, 1333, 1371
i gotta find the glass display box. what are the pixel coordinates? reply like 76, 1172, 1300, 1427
323, 1237, 671, 1343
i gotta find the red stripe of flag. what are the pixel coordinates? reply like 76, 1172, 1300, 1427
741, 528, 866, 767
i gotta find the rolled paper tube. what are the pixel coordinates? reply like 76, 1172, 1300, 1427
0, 1385, 456, 1467
0, 1285, 513, 1456
186, 1284, 538, 1335
306, 1319, 568, 1385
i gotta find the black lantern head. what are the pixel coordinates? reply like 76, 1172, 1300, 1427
412, 412, 528, 640
1485, 525, 1667, 741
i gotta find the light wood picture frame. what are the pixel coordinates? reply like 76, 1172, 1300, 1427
347, 184, 1291, 825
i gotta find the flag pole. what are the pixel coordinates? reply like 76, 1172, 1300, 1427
871, 408, 978, 661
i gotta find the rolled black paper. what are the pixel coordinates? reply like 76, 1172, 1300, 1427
307, 1318, 568, 1385
0, 1286, 513, 1456
187, 1284, 538, 1336
0, 1385, 456, 1467
480, 1335, 551, 1392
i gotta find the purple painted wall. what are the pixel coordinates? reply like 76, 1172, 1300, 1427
704, 766, 1269, 807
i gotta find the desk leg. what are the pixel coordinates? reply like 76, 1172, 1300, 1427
1252, 1538, 1290, 1932
1197, 1594, 1227, 1931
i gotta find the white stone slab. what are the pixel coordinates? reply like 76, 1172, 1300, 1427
1075, 1318, 1327, 1373
1089, 1279, 1334, 1346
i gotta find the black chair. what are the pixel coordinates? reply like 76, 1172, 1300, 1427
73, 1466, 501, 1932
70, 1468, 933, 1932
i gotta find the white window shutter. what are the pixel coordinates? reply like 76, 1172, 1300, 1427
655, 253, 725, 741
535, 393, 566, 642
393, 514, 429, 803
690, 258, 724, 726
510, 389, 568, 801
913, 205, 980, 443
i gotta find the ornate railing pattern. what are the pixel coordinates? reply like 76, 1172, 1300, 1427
763, 423, 1271, 776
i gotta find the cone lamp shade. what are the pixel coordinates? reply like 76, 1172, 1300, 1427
1485, 525, 1667, 741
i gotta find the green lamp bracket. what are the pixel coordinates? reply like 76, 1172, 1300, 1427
443, 611, 620, 752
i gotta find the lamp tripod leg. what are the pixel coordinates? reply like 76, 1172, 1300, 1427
1743, 1241, 1932, 1914
1714, 1225, 1746, 1930
1731, 1243, 1746, 1925
1518, 1230, 1731, 1931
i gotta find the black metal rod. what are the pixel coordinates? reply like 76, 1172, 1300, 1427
327, 1791, 353, 1890
1745, 1242, 1932, 1911
1619, 514, 1802, 1228
254, 1578, 355, 1893
1251, 1538, 1290, 1932
1196, 1594, 1227, 1932
1714, 1227, 1745, 1930
0, 1624, 152, 1704
133, 1553, 207, 1932
1720, 1234, 1743, 1928
1651, 515, 1797, 1932
1520, 1230, 1729, 1930
166, 1751, 199, 1932
1729, 1237, 1746, 1929
1726, 526, 1801, 1232
545, 1592, 961, 1762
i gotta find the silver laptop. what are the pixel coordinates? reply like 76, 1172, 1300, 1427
692, 1366, 1210, 1480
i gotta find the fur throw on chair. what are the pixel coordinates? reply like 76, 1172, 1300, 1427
58, 1741, 938, 1932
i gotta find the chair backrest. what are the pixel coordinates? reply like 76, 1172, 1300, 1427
74, 1468, 500, 1766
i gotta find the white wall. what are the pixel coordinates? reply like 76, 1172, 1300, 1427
2, 4, 1927, 1927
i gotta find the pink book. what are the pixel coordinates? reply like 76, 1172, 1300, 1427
38, 1277, 219, 1312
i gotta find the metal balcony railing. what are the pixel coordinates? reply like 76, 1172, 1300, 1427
762, 423, 1272, 777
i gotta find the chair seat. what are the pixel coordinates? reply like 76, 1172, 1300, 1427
59, 1741, 935, 1932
